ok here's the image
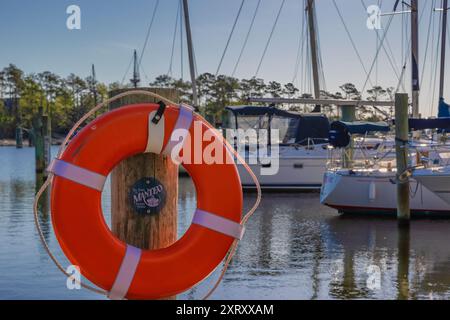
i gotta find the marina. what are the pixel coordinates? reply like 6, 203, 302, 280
3, 0, 450, 302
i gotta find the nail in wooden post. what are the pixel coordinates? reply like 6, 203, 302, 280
395, 93, 410, 225
109, 88, 179, 299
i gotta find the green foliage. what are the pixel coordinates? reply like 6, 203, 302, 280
0, 64, 393, 137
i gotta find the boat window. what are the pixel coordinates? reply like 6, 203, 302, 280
236, 115, 270, 131
271, 116, 300, 144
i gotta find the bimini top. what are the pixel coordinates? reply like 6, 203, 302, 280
226, 105, 303, 118
331, 121, 391, 135
226, 105, 330, 145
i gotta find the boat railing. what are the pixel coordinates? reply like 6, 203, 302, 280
327, 137, 450, 172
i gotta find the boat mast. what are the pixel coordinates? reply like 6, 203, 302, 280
130, 49, 141, 88
439, 0, 448, 99
182, 0, 199, 107
411, 0, 420, 117
307, 0, 321, 112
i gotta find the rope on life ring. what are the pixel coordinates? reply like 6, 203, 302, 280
33, 90, 262, 300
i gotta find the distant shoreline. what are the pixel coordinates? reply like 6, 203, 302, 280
0, 139, 63, 147
0, 139, 19, 147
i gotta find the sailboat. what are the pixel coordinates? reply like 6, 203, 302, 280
403, 0, 450, 207
321, 1, 450, 215
229, 0, 399, 190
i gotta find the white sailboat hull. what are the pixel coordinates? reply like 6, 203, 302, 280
237, 140, 395, 190
414, 167, 450, 205
320, 170, 450, 215
238, 156, 327, 190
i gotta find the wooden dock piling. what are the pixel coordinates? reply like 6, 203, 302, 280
394, 93, 410, 224
33, 107, 51, 187
33, 107, 45, 176
15, 126, 23, 148
109, 88, 179, 255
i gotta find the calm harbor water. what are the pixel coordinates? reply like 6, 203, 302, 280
2, 146, 450, 300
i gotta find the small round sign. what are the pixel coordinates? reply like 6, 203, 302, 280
129, 177, 166, 215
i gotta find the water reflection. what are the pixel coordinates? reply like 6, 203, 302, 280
397, 226, 410, 300
2, 147, 450, 299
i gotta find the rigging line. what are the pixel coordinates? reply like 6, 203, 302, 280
292, 0, 306, 83
255, 0, 286, 77
216, 0, 246, 76
332, 0, 374, 89
420, 0, 435, 87
180, 0, 184, 80
395, 34, 412, 93
361, 0, 402, 83
232, 0, 262, 78
293, 14, 308, 84
138, 0, 160, 69
299, 2, 308, 92
396, 0, 428, 94
120, 54, 134, 86
376, 0, 382, 87
431, 6, 442, 115
168, 0, 182, 76
140, 64, 150, 82
359, 0, 397, 95
427, 1, 437, 108
298, 15, 307, 90
314, 5, 327, 91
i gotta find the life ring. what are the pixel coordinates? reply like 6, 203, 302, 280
48, 103, 243, 300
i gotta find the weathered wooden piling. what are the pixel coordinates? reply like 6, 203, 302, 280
341, 105, 356, 168
109, 88, 179, 253
33, 107, 51, 188
33, 107, 45, 175
394, 93, 410, 224
15, 126, 23, 148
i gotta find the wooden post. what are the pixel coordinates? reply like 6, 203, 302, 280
33, 107, 45, 176
33, 106, 51, 198
395, 93, 410, 224
15, 126, 23, 148
341, 105, 356, 169
109, 88, 179, 255
43, 114, 51, 172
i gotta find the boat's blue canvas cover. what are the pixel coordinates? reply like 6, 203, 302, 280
408, 118, 450, 131
438, 98, 450, 118
226, 105, 330, 145
328, 121, 390, 148
331, 121, 390, 135
226, 105, 301, 118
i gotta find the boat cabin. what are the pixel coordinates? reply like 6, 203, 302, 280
225, 105, 330, 146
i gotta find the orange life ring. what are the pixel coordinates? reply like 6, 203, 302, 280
48, 103, 243, 300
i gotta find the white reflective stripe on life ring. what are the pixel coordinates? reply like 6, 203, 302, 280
162, 105, 194, 158
47, 159, 106, 191
108, 245, 142, 300
145, 111, 165, 154
192, 209, 245, 240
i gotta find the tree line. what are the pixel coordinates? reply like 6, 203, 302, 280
0, 63, 394, 139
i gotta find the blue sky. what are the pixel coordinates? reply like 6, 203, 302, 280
0, 0, 448, 116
